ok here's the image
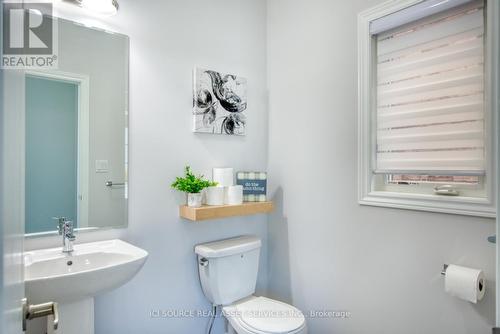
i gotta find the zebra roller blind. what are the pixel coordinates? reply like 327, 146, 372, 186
375, 0, 485, 175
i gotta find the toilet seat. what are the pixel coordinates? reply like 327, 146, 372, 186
224, 296, 306, 334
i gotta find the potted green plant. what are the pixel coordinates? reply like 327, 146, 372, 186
171, 166, 217, 207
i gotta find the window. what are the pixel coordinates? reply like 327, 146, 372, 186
358, 0, 498, 217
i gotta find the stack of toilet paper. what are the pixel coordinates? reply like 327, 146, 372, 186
207, 168, 243, 205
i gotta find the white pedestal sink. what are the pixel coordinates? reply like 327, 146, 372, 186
24, 239, 148, 334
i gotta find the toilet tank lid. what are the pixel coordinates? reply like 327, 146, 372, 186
195, 236, 261, 258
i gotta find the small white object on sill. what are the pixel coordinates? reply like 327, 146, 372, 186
434, 185, 459, 196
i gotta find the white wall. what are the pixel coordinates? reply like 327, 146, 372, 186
266, 0, 496, 333
85, 1, 269, 333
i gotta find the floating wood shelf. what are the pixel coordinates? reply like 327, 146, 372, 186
179, 201, 274, 221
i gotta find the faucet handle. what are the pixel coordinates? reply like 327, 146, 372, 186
63, 221, 76, 240
52, 216, 67, 223
52, 217, 67, 234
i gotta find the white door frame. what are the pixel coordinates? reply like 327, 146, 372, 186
25, 70, 90, 232
2, 67, 27, 334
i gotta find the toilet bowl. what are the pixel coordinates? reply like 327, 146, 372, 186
194, 236, 307, 334
223, 296, 307, 334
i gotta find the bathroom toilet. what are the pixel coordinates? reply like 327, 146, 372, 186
195, 236, 307, 334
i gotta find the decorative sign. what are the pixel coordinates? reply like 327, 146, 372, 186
236, 172, 267, 202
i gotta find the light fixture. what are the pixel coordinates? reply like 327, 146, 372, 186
77, 0, 119, 16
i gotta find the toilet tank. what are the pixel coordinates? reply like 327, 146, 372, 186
195, 236, 261, 306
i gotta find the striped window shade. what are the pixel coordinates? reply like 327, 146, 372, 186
375, 0, 485, 175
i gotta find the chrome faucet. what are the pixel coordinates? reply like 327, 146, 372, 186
54, 217, 76, 253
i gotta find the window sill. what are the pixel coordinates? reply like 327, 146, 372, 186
359, 191, 496, 218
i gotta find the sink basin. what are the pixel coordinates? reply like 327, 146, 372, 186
25, 239, 148, 304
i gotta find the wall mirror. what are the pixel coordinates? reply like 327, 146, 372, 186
25, 17, 129, 236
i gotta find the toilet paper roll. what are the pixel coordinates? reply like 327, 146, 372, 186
206, 186, 225, 206
213, 168, 234, 187
224, 185, 243, 205
445, 264, 485, 303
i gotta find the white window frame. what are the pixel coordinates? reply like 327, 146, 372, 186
357, 0, 499, 217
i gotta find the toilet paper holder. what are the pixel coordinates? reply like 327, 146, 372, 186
441, 264, 449, 276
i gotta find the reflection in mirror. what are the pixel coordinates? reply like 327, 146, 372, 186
25, 17, 129, 235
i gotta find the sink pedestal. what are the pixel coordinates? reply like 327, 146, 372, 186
26, 298, 94, 334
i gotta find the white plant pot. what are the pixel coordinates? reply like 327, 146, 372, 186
206, 186, 225, 206
187, 193, 203, 208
